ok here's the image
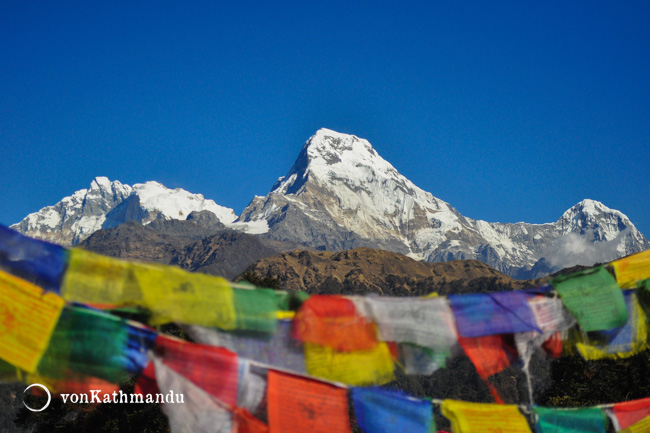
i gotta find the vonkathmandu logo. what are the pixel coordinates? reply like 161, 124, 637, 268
60, 389, 185, 404
23, 384, 52, 412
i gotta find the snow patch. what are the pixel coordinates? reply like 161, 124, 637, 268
227, 219, 269, 234
132, 182, 237, 223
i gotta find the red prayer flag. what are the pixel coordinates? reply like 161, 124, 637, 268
154, 335, 239, 406
612, 397, 650, 429
235, 408, 269, 433
291, 295, 378, 351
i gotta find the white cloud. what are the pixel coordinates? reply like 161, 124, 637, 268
547, 229, 627, 270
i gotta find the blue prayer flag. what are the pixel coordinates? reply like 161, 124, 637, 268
449, 291, 541, 337
352, 387, 434, 433
0, 225, 68, 293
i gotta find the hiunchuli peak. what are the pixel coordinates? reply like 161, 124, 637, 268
11, 177, 237, 245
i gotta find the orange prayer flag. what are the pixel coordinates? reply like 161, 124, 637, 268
458, 335, 517, 404
458, 335, 513, 380
267, 370, 353, 433
291, 295, 378, 351
0, 270, 65, 372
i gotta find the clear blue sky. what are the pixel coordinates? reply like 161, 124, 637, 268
1, 1, 649, 236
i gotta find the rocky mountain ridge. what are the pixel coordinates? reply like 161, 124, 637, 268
78, 216, 306, 280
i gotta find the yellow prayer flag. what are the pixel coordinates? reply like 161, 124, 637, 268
441, 400, 532, 433
611, 250, 650, 289
131, 262, 236, 328
0, 270, 65, 372
61, 248, 141, 305
304, 342, 394, 386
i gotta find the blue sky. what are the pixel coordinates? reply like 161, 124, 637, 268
1, 1, 649, 236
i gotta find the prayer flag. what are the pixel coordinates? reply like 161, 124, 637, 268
609, 397, 650, 431
154, 335, 239, 406
36, 306, 156, 383
533, 406, 607, 433
292, 295, 378, 351
304, 341, 395, 386
515, 295, 576, 372
441, 400, 532, 433
449, 291, 540, 337
185, 320, 306, 373
0, 269, 65, 372
621, 416, 650, 433
267, 370, 353, 433
0, 225, 68, 294
458, 335, 514, 380
611, 250, 650, 289
352, 387, 435, 433
358, 296, 458, 350
237, 359, 267, 415
526, 294, 577, 334
235, 408, 269, 433
552, 266, 628, 332
61, 248, 141, 306
153, 356, 232, 433
399, 343, 451, 376
132, 262, 237, 328
575, 290, 648, 360
458, 334, 517, 403
233, 287, 278, 333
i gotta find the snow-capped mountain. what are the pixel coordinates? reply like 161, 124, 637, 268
11, 129, 649, 278
11, 177, 237, 245
238, 128, 650, 278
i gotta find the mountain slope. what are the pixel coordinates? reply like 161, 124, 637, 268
239, 128, 649, 277
244, 247, 529, 295
79, 218, 306, 280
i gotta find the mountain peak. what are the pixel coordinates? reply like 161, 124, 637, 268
573, 198, 611, 213
11, 177, 237, 245
89, 176, 113, 190
270, 129, 399, 196
305, 128, 377, 162
561, 199, 622, 221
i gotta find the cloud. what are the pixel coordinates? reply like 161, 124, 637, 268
546, 229, 628, 270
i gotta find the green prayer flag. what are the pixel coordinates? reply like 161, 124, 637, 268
534, 406, 607, 433
233, 287, 278, 333
37, 307, 131, 383
552, 266, 628, 332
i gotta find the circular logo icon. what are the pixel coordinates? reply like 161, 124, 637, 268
23, 383, 51, 412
